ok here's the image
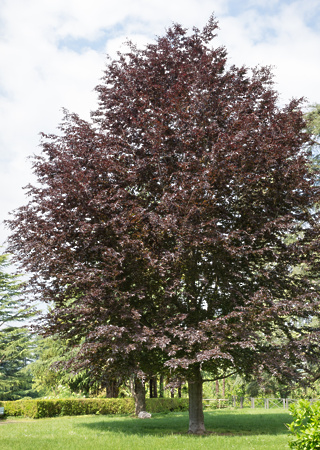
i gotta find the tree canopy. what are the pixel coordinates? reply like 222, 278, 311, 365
7, 16, 320, 433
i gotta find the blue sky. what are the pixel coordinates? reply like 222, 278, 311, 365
0, 0, 320, 249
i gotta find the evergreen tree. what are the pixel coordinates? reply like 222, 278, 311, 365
0, 254, 36, 400
305, 104, 320, 138
28, 335, 101, 397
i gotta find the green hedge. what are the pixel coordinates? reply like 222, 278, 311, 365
0, 397, 188, 419
146, 398, 188, 413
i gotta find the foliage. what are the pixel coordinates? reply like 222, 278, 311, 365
305, 105, 320, 138
6, 16, 320, 432
27, 336, 70, 396
305, 104, 320, 184
0, 254, 37, 400
287, 399, 320, 449
0, 397, 188, 418
146, 397, 188, 413
27, 335, 97, 397
0, 328, 36, 400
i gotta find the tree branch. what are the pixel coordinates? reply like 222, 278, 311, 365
202, 370, 237, 383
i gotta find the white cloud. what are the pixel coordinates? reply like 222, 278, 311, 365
0, 0, 320, 249
216, 1, 320, 103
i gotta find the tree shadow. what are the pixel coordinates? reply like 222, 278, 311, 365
76, 410, 291, 437
204, 410, 291, 436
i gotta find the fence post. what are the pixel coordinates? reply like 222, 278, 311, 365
251, 397, 255, 409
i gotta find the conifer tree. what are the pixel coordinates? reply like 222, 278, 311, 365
0, 254, 35, 400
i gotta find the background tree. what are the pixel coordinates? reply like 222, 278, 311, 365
7, 16, 320, 433
0, 254, 36, 400
28, 335, 85, 397
305, 104, 320, 179
29, 335, 123, 398
305, 104, 320, 138
0, 329, 35, 400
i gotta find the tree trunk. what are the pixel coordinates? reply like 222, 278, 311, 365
149, 376, 157, 398
215, 379, 219, 396
159, 375, 164, 398
131, 376, 146, 415
153, 377, 157, 398
106, 379, 119, 398
188, 366, 206, 434
222, 378, 225, 398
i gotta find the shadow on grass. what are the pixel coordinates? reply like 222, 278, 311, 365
76, 410, 291, 437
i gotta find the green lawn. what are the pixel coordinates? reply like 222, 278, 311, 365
0, 408, 291, 449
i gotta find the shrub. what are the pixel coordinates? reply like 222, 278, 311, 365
1, 397, 188, 418
287, 399, 320, 449
146, 398, 188, 413
0, 399, 37, 418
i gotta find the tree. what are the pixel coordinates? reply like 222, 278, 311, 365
28, 335, 84, 397
0, 254, 36, 400
0, 328, 35, 400
7, 16, 320, 433
305, 104, 320, 177
29, 335, 123, 398
305, 104, 320, 138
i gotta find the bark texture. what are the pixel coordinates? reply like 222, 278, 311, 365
105, 379, 120, 398
188, 367, 206, 434
133, 377, 146, 416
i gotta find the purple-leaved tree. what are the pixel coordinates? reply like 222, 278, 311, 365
7, 16, 320, 433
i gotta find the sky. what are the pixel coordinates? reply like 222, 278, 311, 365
1, 0, 320, 253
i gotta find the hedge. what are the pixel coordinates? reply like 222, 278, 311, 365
0, 397, 188, 419
146, 398, 188, 413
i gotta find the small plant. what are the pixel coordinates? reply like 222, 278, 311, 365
287, 399, 320, 449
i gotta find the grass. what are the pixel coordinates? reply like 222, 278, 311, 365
0, 408, 291, 449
